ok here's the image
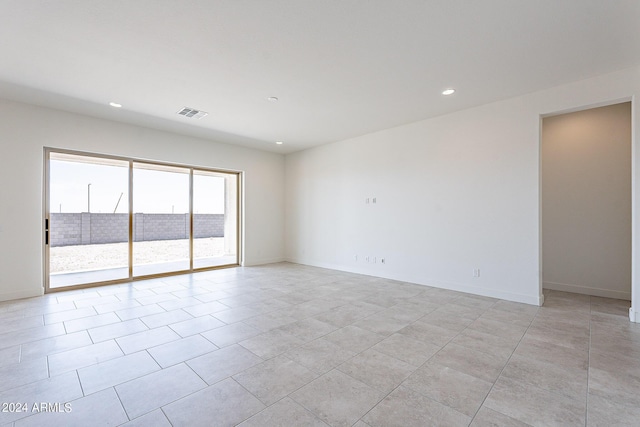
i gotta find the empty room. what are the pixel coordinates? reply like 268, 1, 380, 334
1, 1, 639, 426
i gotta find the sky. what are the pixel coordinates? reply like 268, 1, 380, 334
50, 159, 226, 214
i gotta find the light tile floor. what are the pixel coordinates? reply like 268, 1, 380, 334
0, 263, 638, 426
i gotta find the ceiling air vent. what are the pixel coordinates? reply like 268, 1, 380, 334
177, 107, 208, 119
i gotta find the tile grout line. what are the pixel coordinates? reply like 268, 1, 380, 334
143, 348, 164, 370
75, 369, 86, 397
227, 298, 404, 424
466, 301, 541, 425
353, 294, 494, 425
228, 376, 275, 424
282, 365, 386, 427
1, 269, 631, 426
110, 362, 201, 423
112, 385, 132, 423
240, 393, 323, 426
138, 362, 217, 423
45, 354, 50, 379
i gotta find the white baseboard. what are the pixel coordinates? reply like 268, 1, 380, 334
243, 257, 286, 267
286, 257, 541, 306
543, 281, 631, 301
419, 278, 542, 306
0, 287, 44, 303
630, 307, 639, 323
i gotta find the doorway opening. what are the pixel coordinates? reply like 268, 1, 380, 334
44, 149, 241, 292
541, 102, 632, 302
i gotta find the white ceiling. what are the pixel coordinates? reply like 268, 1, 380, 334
1, 1, 639, 154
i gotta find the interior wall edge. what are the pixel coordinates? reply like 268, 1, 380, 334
0, 288, 43, 303
543, 281, 631, 301
541, 102, 632, 302
243, 257, 287, 267
286, 258, 542, 306
284, 65, 639, 312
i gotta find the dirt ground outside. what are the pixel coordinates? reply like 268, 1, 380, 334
50, 237, 226, 273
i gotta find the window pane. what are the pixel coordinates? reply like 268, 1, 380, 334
193, 170, 238, 268
132, 163, 190, 277
49, 153, 129, 288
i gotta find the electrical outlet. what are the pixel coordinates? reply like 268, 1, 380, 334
473, 268, 481, 278
372, 197, 377, 204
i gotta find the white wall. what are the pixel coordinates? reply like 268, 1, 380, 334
542, 103, 631, 300
285, 66, 640, 309
0, 99, 285, 302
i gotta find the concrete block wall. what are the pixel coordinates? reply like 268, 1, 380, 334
50, 213, 83, 246
133, 213, 144, 243
81, 213, 91, 245
50, 213, 224, 247
135, 213, 188, 242
91, 213, 129, 244
194, 214, 225, 239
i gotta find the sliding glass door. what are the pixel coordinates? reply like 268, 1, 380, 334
133, 163, 191, 277
45, 149, 241, 292
193, 170, 238, 269
48, 153, 130, 288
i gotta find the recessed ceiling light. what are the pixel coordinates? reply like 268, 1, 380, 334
109, 102, 122, 108
442, 89, 456, 96
267, 97, 279, 102
276, 141, 283, 145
